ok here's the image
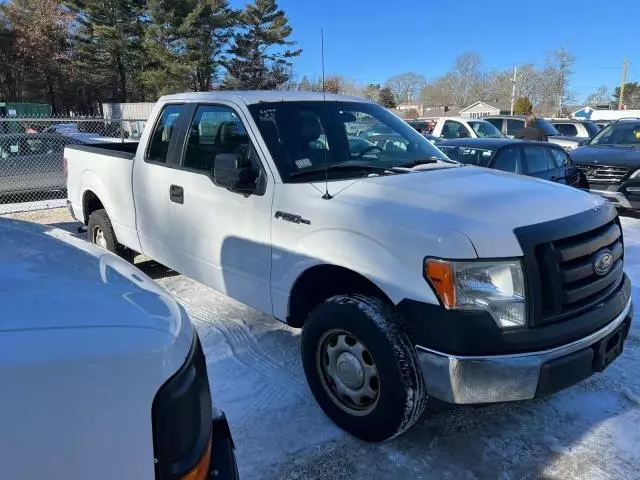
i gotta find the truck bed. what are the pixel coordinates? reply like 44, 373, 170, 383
65, 141, 141, 253
65, 141, 139, 159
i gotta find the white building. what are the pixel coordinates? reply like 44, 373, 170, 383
459, 101, 508, 119
572, 106, 640, 121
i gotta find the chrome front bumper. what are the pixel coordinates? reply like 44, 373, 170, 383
416, 298, 632, 404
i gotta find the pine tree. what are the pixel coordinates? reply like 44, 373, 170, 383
222, 0, 300, 90
142, 0, 237, 96
378, 87, 397, 108
66, 0, 145, 102
514, 97, 533, 115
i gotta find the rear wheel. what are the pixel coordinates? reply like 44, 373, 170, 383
301, 294, 427, 442
87, 209, 136, 263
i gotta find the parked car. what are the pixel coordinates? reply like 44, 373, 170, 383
0, 133, 78, 196
431, 116, 505, 139
570, 118, 640, 210
483, 115, 585, 150
42, 123, 133, 144
594, 120, 613, 130
438, 138, 587, 188
548, 118, 600, 138
0, 218, 237, 480
66, 91, 633, 443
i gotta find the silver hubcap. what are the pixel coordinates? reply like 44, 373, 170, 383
93, 227, 107, 249
317, 329, 380, 416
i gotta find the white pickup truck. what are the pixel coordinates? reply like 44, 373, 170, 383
0, 218, 237, 479
66, 91, 633, 442
429, 116, 505, 140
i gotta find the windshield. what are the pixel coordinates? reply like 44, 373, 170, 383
438, 145, 495, 166
534, 118, 561, 136
247, 101, 454, 182
588, 122, 640, 147
583, 121, 601, 137
467, 120, 504, 138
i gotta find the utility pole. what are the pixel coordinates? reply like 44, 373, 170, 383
618, 58, 628, 110
510, 65, 517, 115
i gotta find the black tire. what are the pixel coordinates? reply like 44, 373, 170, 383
301, 294, 427, 442
87, 209, 136, 263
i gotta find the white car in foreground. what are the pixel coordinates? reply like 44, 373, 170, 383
0, 218, 237, 480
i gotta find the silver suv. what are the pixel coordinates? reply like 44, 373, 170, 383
549, 119, 600, 138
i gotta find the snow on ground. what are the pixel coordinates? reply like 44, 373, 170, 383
5, 207, 640, 480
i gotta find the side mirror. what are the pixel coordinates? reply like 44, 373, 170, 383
213, 153, 258, 194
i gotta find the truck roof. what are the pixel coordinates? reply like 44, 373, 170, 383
159, 90, 373, 105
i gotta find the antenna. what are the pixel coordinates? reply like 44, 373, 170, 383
320, 28, 332, 199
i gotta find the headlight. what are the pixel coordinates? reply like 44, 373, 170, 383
424, 259, 526, 329
629, 169, 640, 179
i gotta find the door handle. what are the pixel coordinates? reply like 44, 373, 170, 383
169, 184, 184, 204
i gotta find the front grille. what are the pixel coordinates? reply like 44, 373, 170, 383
578, 165, 628, 184
533, 217, 624, 326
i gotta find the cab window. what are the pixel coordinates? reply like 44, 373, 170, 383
146, 104, 185, 163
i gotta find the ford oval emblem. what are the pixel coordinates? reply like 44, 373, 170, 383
593, 249, 614, 276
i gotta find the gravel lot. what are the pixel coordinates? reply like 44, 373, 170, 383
5, 207, 640, 480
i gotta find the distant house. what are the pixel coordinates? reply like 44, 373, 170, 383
572, 106, 640, 121
459, 101, 510, 119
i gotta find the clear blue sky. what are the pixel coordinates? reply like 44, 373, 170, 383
235, 0, 640, 103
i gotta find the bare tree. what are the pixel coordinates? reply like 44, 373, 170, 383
420, 74, 456, 107
546, 47, 575, 115
450, 52, 486, 107
384, 72, 427, 104
586, 85, 611, 106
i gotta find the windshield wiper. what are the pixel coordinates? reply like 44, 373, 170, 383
397, 157, 440, 168
288, 163, 409, 180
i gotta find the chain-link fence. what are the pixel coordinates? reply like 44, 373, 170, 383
0, 117, 147, 208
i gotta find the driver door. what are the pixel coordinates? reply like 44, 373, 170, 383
165, 102, 274, 314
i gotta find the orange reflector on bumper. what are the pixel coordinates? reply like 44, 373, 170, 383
182, 433, 212, 480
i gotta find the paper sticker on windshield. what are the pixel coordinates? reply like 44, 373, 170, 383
259, 109, 276, 123
295, 158, 312, 168
10, 145, 18, 153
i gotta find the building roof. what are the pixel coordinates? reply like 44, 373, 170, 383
459, 100, 510, 113
159, 90, 373, 105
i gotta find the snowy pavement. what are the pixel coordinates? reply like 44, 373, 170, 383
5, 207, 640, 480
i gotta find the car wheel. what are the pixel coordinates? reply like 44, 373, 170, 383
301, 294, 427, 442
87, 209, 136, 263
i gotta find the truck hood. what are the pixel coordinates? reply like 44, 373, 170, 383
324, 165, 606, 257
0, 219, 186, 336
570, 145, 640, 168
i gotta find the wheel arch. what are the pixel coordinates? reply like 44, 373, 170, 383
286, 264, 393, 328
82, 189, 104, 225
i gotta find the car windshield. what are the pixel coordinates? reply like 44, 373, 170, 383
438, 145, 495, 166
247, 101, 455, 182
588, 122, 640, 147
535, 118, 561, 136
467, 120, 504, 138
583, 121, 601, 137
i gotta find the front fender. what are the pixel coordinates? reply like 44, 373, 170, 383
270, 227, 476, 320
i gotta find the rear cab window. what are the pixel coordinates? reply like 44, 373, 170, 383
146, 104, 185, 163
555, 123, 578, 136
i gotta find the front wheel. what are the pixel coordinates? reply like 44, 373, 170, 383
301, 294, 427, 442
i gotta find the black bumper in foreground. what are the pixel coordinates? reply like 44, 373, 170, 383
209, 413, 239, 480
